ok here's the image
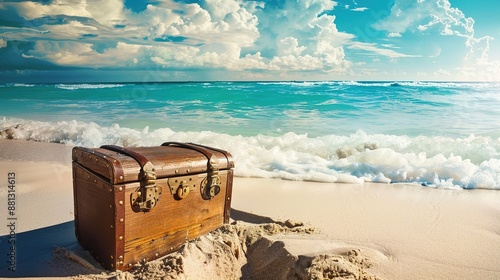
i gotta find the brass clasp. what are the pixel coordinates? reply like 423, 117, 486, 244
167, 176, 196, 200
131, 161, 162, 212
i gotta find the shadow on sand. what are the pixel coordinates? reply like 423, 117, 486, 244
230, 208, 276, 224
0, 221, 102, 277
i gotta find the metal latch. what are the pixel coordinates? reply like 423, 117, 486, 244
131, 161, 162, 212
168, 176, 196, 200
161, 142, 223, 200
99, 145, 163, 212
201, 160, 221, 200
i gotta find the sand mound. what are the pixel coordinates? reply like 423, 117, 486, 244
67, 219, 381, 280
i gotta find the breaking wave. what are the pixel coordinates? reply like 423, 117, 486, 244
54, 83, 127, 90
257, 81, 499, 90
1, 117, 499, 190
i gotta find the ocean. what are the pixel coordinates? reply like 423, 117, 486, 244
1, 81, 500, 189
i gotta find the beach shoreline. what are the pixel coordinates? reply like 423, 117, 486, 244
0, 139, 499, 279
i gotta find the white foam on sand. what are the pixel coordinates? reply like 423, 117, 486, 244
2, 118, 500, 189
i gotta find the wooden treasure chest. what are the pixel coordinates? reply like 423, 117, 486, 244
72, 142, 234, 271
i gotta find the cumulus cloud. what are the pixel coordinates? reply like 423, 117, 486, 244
372, 0, 499, 80
9, 0, 125, 25
243, 0, 354, 72
371, 0, 477, 40
0, 0, 358, 74
26, 40, 143, 67
7, 0, 484, 79
277, 37, 306, 56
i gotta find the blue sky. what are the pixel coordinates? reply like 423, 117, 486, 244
0, 0, 499, 82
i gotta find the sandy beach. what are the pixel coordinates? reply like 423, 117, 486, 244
0, 139, 499, 279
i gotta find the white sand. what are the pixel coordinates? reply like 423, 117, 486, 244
0, 139, 499, 279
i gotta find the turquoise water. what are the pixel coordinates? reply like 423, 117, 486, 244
1, 81, 500, 189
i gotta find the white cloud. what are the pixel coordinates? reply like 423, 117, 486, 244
351, 7, 368, 12
372, 0, 499, 80
245, 0, 352, 72
460, 36, 500, 81
28, 41, 142, 67
139, 0, 352, 73
372, 0, 474, 38
6, 0, 125, 26
0, 0, 356, 75
40, 20, 98, 40
277, 37, 306, 56
2, 0, 261, 69
435, 69, 451, 77
1, 0, 423, 77
348, 42, 416, 59
201, 0, 242, 21
9, 1, 91, 20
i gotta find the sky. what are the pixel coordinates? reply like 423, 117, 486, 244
0, 0, 499, 82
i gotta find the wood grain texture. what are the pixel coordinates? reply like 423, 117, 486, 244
73, 163, 119, 270
72, 144, 234, 271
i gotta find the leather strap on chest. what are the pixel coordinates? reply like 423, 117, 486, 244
162, 142, 222, 200
161, 142, 220, 176
100, 145, 159, 211
100, 145, 156, 183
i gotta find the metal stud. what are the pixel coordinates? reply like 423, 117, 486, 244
118, 187, 123, 192
119, 218, 124, 223
119, 236, 123, 240
119, 200, 123, 205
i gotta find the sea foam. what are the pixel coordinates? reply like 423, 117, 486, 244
1, 117, 499, 190
55, 83, 126, 90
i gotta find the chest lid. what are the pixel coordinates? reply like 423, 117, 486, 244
72, 142, 234, 185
